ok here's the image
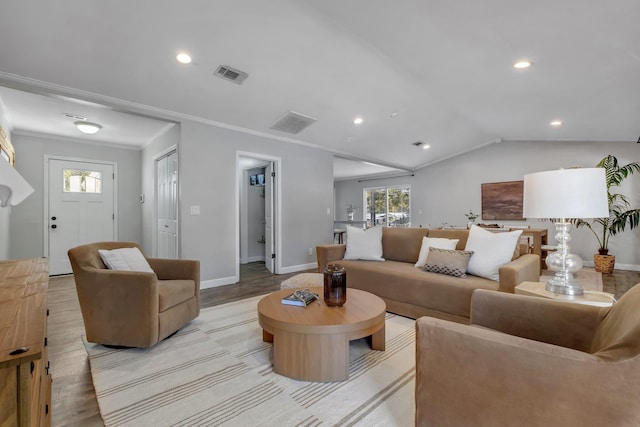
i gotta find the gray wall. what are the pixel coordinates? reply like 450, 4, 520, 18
9, 133, 142, 259
335, 140, 640, 269
179, 120, 334, 286
140, 123, 180, 255
0, 106, 11, 259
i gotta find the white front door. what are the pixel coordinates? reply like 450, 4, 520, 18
264, 162, 275, 273
48, 159, 115, 275
156, 150, 178, 258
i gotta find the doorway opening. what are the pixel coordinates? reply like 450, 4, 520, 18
237, 152, 280, 283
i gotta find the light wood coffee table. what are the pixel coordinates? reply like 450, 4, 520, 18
257, 287, 386, 382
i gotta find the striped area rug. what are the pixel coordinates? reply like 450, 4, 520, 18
84, 295, 416, 427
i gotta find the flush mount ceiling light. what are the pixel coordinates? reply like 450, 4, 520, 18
513, 60, 532, 69
550, 120, 564, 127
353, 117, 363, 125
176, 52, 192, 64
74, 121, 102, 135
422, 144, 431, 150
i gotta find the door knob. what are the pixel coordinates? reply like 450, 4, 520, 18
51, 224, 57, 229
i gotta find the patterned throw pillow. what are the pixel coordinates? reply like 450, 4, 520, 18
423, 248, 474, 278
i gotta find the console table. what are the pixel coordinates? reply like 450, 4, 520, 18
509, 228, 548, 273
0, 258, 51, 426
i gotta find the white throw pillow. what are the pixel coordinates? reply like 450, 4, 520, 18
414, 237, 459, 268
98, 247, 154, 273
464, 225, 522, 281
343, 225, 385, 261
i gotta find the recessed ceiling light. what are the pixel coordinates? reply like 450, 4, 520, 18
550, 120, 564, 126
74, 121, 102, 135
422, 144, 431, 150
176, 52, 192, 64
353, 117, 363, 125
513, 60, 532, 69
390, 112, 398, 118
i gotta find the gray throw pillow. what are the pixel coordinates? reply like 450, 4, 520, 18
423, 248, 474, 278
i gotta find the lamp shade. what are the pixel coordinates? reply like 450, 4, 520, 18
0, 158, 34, 207
523, 168, 609, 219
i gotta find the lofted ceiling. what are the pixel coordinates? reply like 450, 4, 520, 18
0, 0, 638, 178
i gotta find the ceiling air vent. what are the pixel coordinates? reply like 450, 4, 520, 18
214, 65, 249, 85
270, 111, 317, 134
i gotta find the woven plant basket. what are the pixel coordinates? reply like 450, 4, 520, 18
594, 254, 615, 273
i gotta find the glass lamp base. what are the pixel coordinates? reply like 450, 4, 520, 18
545, 223, 584, 296
545, 252, 584, 296
546, 279, 584, 296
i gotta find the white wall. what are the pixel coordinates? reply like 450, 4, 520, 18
335, 140, 640, 270
9, 133, 143, 259
179, 120, 334, 287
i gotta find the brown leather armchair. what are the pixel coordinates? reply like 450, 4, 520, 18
416, 284, 640, 427
68, 241, 200, 348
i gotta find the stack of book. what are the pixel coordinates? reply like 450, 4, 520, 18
281, 291, 319, 307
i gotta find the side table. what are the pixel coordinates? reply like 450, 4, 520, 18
515, 281, 615, 307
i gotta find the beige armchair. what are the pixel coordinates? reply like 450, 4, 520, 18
416, 284, 640, 427
68, 241, 200, 348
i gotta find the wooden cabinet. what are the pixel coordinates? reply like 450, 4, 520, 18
0, 258, 51, 427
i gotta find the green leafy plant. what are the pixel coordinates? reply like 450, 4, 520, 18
572, 155, 640, 254
464, 210, 479, 222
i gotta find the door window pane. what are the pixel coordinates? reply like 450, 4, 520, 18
63, 169, 103, 193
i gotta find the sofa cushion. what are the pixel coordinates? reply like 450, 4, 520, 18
415, 237, 460, 268
465, 225, 522, 281
344, 225, 384, 261
98, 247, 154, 273
423, 248, 474, 278
427, 229, 470, 249
382, 227, 429, 262
332, 259, 499, 319
158, 279, 197, 312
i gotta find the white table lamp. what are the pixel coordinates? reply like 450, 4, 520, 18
523, 168, 609, 295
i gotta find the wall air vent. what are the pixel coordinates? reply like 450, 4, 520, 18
63, 113, 87, 121
270, 111, 317, 135
214, 65, 249, 85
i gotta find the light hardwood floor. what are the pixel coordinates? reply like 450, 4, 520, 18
47, 264, 640, 426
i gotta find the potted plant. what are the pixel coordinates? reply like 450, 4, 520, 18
571, 155, 640, 273
464, 210, 479, 228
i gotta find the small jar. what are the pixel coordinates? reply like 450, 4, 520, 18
323, 265, 347, 307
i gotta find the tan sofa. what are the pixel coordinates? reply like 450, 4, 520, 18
415, 284, 640, 426
316, 227, 539, 323
68, 241, 200, 348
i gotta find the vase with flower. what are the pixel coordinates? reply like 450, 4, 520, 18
464, 210, 479, 229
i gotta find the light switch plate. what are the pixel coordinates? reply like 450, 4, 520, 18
190, 205, 200, 215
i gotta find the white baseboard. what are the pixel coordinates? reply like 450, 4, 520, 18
278, 262, 318, 274
582, 261, 640, 271
200, 275, 238, 290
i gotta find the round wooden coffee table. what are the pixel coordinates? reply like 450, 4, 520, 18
257, 287, 386, 382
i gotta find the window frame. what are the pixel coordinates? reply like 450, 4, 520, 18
362, 184, 411, 228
